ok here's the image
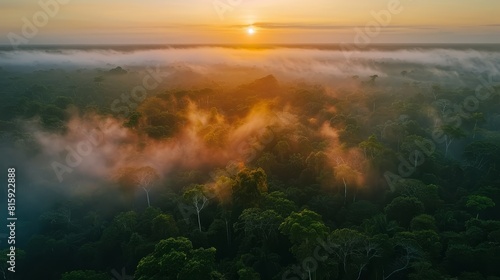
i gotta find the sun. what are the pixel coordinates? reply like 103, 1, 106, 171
246, 26, 255, 35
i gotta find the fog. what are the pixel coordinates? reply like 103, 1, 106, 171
1, 45, 499, 84
1, 45, 499, 246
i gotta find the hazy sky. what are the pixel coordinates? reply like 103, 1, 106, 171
1, 0, 500, 45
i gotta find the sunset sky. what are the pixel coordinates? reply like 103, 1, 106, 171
1, 0, 500, 44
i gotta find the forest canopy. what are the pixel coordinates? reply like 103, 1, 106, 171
0, 46, 499, 280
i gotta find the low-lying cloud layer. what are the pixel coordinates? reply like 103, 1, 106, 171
1, 46, 499, 84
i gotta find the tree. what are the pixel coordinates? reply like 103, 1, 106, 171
124, 111, 141, 128
53, 96, 74, 109
395, 180, 442, 213
274, 140, 290, 162
233, 168, 268, 209
152, 214, 179, 240
380, 120, 408, 151
135, 166, 159, 207
326, 228, 380, 280
400, 135, 429, 168
256, 152, 278, 175
135, 237, 220, 280
396, 230, 442, 260
260, 191, 297, 217
385, 197, 424, 228
346, 200, 379, 225
383, 240, 422, 280
362, 214, 400, 236
441, 125, 466, 157
95, 211, 138, 266
463, 141, 499, 171
280, 209, 329, 248
431, 85, 442, 100
470, 112, 485, 139
61, 270, 108, 280
359, 134, 384, 159
369, 75, 379, 85
307, 194, 344, 222
183, 184, 210, 232
334, 163, 362, 204
115, 166, 159, 205
279, 209, 329, 280
238, 267, 261, 280
235, 208, 283, 244
408, 261, 444, 280
410, 214, 437, 231
432, 98, 451, 116
466, 195, 495, 219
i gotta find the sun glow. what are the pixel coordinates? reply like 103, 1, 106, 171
247, 26, 255, 35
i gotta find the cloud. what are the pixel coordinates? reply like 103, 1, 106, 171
231, 22, 439, 31
1, 46, 499, 77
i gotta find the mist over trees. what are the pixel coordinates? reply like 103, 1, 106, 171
0, 46, 500, 279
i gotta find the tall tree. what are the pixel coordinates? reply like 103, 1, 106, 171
279, 209, 329, 280
232, 168, 268, 210
470, 112, 485, 139
466, 195, 495, 219
441, 125, 466, 157
334, 163, 362, 203
183, 184, 210, 232
135, 166, 159, 207
326, 228, 380, 280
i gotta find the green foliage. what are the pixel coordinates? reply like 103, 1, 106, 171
279, 209, 329, 260
125, 111, 142, 128
135, 237, 220, 280
345, 200, 379, 225
61, 270, 108, 280
237, 267, 261, 280
145, 125, 172, 139
233, 168, 268, 209
362, 214, 401, 236
53, 96, 74, 109
410, 214, 437, 231
395, 180, 442, 213
326, 228, 379, 279
152, 214, 179, 239
385, 196, 425, 228
396, 230, 442, 259
5, 62, 500, 280
466, 195, 495, 218
260, 191, 297, 216
235, 208, 283, 242
408, 261, 444, 280
359, 134, 384, 159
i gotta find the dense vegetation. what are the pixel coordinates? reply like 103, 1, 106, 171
1, 57, 500, 280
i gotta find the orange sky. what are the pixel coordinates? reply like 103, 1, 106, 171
1, 0, 500, 44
